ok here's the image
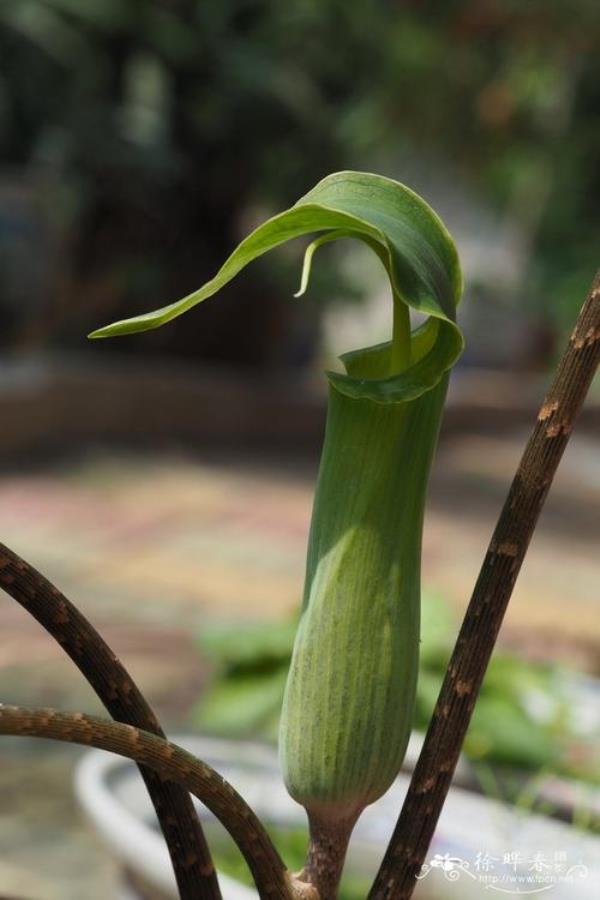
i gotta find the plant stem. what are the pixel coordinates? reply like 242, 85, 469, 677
0, 543, 220, 900
0, 705, 296, 900
295, 813, 357, 900
390, 294, 411, 374
368, 270, 600, 900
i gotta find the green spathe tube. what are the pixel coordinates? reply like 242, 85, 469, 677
279, 350, 448, 827
278, 332, 452, 900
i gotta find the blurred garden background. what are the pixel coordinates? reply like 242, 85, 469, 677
0, 2, 598, 898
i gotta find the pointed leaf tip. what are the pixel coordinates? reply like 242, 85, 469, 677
294, 230, 353, 298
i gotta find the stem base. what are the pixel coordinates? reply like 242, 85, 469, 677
296, 812, 357, 900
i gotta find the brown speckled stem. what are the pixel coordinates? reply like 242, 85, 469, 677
369, 271, 600, 899
0, 543, 221, 900
295, 812, 357, 900
0, 705, 296, 899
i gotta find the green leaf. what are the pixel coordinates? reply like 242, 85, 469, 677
197, 618, 296, 671
193, 669, 288, 737
89, 171, 463, 403
466, 697, 559, 770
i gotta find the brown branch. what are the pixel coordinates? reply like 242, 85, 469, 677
368, 271, 600, 900
0, 544, 221, 900
0, 705, 297, 899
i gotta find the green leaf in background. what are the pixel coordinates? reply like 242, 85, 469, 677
418, 589, 455, 668
193, 619, 298, 740
193, 669, 288, 741
466, 697, 560, 770
198, 619, 298, 671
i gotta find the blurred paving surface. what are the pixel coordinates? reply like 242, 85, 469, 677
0, 430, 598, 897
0, 742, 117, 900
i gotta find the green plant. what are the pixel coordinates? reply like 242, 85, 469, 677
193, 594, 599, 783
91, 169, 463, 895
2, 2, 599, 352
1, 170, 597, 900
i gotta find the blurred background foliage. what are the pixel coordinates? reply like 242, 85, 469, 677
0, 0, 598, 367
193, 591, 600, 794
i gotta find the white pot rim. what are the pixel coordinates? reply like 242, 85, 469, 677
76, 734, 600, 900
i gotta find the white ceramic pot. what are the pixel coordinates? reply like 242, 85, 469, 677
75, 736, 600, 900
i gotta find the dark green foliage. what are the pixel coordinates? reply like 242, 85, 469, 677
1, 1, 598, 354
